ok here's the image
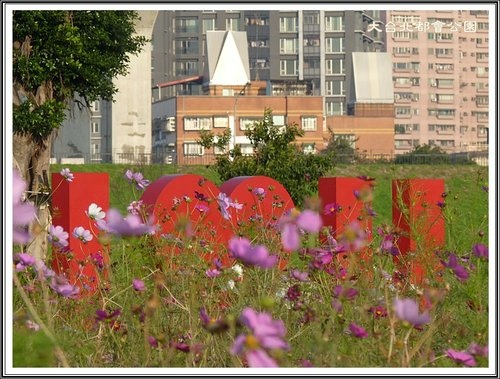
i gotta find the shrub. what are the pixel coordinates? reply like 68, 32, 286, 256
198, 108, 335, 205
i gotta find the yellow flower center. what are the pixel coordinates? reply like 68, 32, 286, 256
245, 335, 260, 350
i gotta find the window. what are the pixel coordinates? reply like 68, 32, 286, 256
325, 15, 343, 31
428, 109, 456, 118
395, 123, 419, 134
213, 116, 229, 128
476, 66, 488, 77
437, 94, 454, 102
91, 142, 100, 156
437, 79, 453, 88
325, 80, 345, 96
303, 143, 316, 154
91, 121, 100, 134
174, 61, 199, 76
394, 62, 411, 71
280, 60, 298, 76
202, 18, 216, 33
326, 59, 345, 75
477, 22, 488, 31
428, 124, 455, 133
326, 101, 344, 116
273, 115, 285, 126
334, 134, 355, 148
476, 96, 488, 106
175, 18, 198, 33
184, 142, 204, 156
280, 38, 298, 54
325, 37, 344, 53
435, 63, 454, 72
175, 38, 199, 54
238, 144, 254, 155
303, 13, 319, 24
301, 116, 317, 131
395, 107, 411, 117
394, 77, 411, 86
240, 117, 260, 130
184, 117, 212, 131
226, 18, 240, 31
90, 101, 100, 113
393, 47, 411, 55
435, 48, 453, 57
280, 17, 297, 32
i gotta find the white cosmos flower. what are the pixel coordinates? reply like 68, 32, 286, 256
86, 203, 106, 221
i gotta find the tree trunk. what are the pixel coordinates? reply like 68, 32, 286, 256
13, 132, 54, 261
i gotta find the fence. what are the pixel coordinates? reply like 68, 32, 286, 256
52, 150, 489, 167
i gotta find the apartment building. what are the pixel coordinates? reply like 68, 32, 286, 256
151, 9, 385, 117
386, 10, 489, 153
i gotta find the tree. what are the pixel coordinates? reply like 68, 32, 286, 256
198, 108, 335, 205
12, 11, 148, 255
394, 144, 450, 164
321, 127, 360, 164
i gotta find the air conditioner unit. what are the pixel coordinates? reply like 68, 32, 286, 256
431, 82, 437, 87
431, 96, 437, 102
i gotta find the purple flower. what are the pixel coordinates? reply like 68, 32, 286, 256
228, 237, 277, 269
441, 253, 469, 282
290, 269, 309, 282
348, 323, 369, 338
12, 169, 36, 244
33, 259, 55, 280
14, 253, 36, 272
48, 225, 69, 249
199, 308, 229, 333
324, 202, 342, 216
217, 193, 243, 220
194, 191, 209, 202
333, 285, 358, 301
195, 204, 209, 214
472, 243, 488, 259
132, 278, 146, 292
230, 307, 288, 367
127, 200, 144, 215
437, 200, 446, 209
60, 168, 74, 182
331, 299, 343, 313
124, 169, 150, 190
368, 305, 388, 318
148, 336, 159, 348
50, 274, 80, 298
467, 343, 488, 357
95, 309, 121, 322
393, 298, 431, 328
72, 226, 93, 243
278, 209, 323, 251
205, 268, 221, 278
445, 349, 476, 367
91, 251, 104, 269
253, 187, 266, 199
98, 208, 156, 236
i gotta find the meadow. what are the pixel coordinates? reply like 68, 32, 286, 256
12, 163, 490, 371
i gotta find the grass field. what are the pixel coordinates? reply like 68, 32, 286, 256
12, 162, 490, 370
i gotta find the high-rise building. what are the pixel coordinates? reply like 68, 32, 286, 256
386, 10, 489, 154
151, 10, 385, 117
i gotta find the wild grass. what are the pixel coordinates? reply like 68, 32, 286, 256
12, 163, 490, 370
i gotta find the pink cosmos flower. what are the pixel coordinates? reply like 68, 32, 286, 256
127, 200, 145, 215
230, 307, 289, 367
349, 323, 369, 338
393, 298, 431, 328
97, 208, 156, 236
124, 169, 150, 190
253, 187, 266, 199
12, 169, 36, 244
132, 278, 146, 292
323, 202, 342, 216
290, 269, 309, 282
472, 243, 488, 259
14, 253, 36, 272
441, 253, 469, 282
228, 237, 277, 269
50, 274, 80, 298
48, 225, 69, 248
445, 349, 477, 367
195, 204, 209, 214
60, 168, 74, 182
467, 342, 488, 357
205, 268, 221, 278
278, 209, 323, 251
217, 193, 243, 220
72, 226, 93, 243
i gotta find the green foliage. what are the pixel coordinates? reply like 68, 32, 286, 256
13, 10, 148, 139
198, 108, 335, 205
13, 328, 55, 367
321, 128, 360, 164
395, 144, 454, 164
